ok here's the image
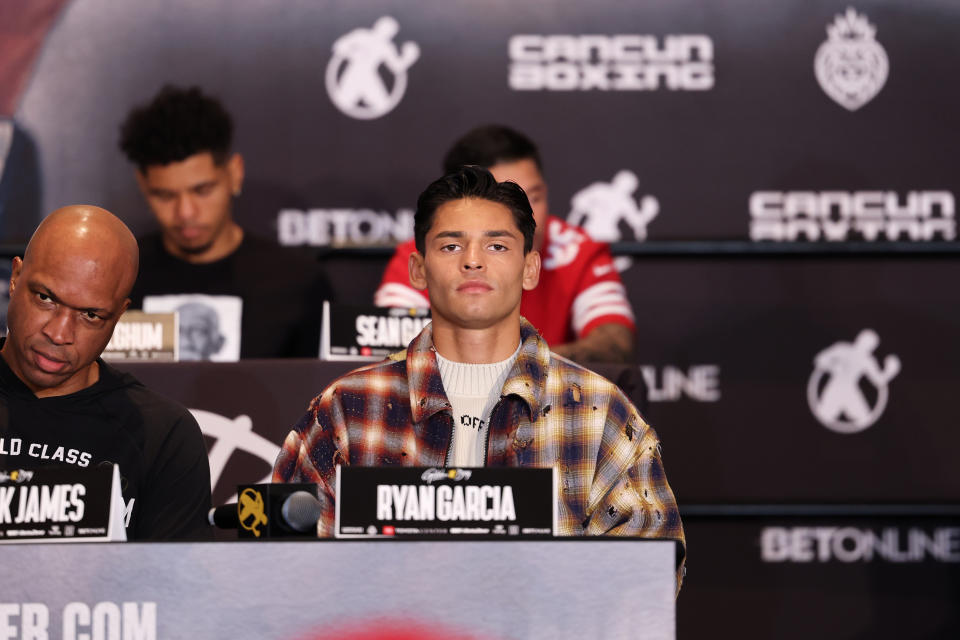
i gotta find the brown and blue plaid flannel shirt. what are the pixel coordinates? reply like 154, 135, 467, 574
273, 318, 685, 586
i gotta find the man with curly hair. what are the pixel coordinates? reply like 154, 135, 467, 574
119, 86, 331, 359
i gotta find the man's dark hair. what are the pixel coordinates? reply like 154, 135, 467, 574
442, 125, 543, 175
415, 166, 536, 255
119, 85, 233, 171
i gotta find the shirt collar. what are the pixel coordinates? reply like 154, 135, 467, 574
407, 317, 548, 423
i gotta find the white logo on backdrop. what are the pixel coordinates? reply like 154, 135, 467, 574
326, 16, 420, 120
814, 8, 888, 111
191, 409, 280, 502
509, 34, 714, 91
567, 170, 659, 271
761, 527, 960, 563
807, 329, 900, 434
640, 365, 720, 402
277, 207, 414, 247
749, 191, 956, 242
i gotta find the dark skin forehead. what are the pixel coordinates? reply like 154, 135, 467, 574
23, 205, 139, 302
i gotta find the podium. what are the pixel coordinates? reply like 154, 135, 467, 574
0, 539, 676, 639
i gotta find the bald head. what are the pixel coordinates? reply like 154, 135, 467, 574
24, 205, 139, 300
2, 206, 140, 396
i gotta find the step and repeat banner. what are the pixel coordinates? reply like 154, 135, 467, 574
2, 0, 957, 247
1, 0, 958, 637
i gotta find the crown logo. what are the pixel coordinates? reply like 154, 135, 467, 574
826, 8, 877, 41
814, 7, 888, 111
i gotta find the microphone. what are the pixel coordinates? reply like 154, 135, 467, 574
280, 490, 326, 532
208, 503, 240, 529
208, 484, 325, 538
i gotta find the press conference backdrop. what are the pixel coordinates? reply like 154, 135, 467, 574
2, 0, 958, 637
3, 0, 956, 245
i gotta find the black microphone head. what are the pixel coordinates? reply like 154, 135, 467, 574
209, 503, 240, 529
280, 491, 324, 533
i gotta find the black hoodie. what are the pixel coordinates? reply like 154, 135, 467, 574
0, 347, 211, 540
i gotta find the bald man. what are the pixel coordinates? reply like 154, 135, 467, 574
0, 206, 211, 540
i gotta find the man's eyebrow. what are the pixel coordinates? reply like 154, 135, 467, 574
28, 281, 60, 303
432, 230, 519, 240
433, 231, 465, 240
147, 179, 216, 195
27, 281, 107, 314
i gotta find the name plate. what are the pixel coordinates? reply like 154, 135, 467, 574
102, 310, 178, 362
0, 465, 126, 543
335, 467, 557, 539
321, 302, 430, 361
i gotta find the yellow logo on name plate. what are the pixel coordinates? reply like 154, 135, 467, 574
239, 488, 268, 537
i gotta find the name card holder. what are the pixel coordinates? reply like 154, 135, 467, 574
0, 464, 126, 543
102, 310, 179, 362
320, 301, 431, 361
335, 466, 557, 539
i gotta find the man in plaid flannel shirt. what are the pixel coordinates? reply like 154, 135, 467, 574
273, 166, 685, 587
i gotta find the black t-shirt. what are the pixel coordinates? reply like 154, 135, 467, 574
0, 350, 211, 540
130, 233, 331, 359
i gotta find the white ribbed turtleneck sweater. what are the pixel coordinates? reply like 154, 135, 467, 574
436, 343, 521, 466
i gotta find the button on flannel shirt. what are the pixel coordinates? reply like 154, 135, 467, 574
273, 318, 686, 586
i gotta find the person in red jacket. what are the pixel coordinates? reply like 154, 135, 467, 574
374, 125, 635, 363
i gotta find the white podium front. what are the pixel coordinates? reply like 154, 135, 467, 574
0, 539, 676, 639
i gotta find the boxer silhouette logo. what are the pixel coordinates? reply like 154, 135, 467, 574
807, 329, 901, 433
567, 170, 659, 271
326, 16, 421, 120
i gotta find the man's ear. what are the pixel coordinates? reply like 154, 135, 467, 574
227, 153, 245, 196
408, 250, 427, 290
8, 256, 22, 295
522, 250, 541, 291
